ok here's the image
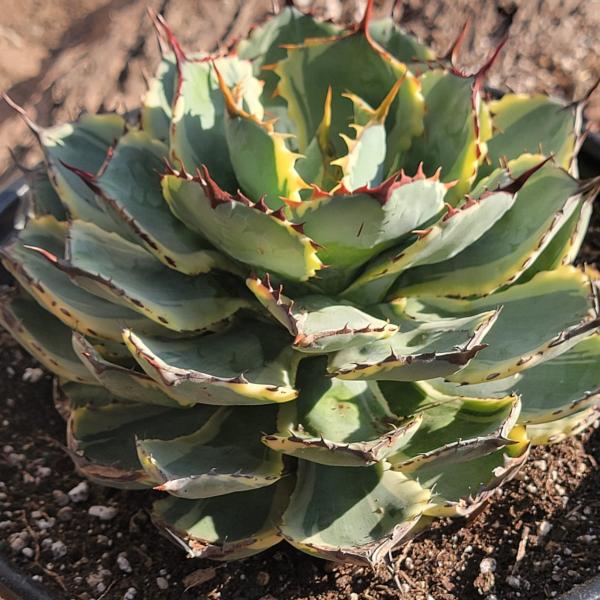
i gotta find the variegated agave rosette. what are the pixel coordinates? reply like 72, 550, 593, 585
2, 0, 600, 566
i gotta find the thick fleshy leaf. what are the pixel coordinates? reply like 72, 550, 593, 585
392, 158, 581, 297
170, 54, 263, 191
398, 267, 599, 384
0, 217, 167, 341
380, 381, 520, 470
367, 17, 434, 64
526, 407, 600, 445
516, 190, 595, 284
141, 53, 177, 141
280, 461, 430, 565
92, 131, 236, 275
59, 220, 248, 332
331, 80, 401, 191
297, 174, 447, 291
161, 172, 321, 281
399, 70, 482, 202
217, 69, 308, 208
152, 479, 292, 560
263, 358, 422, 466
291, 296, 399, 354
0, 291, 94, 384
422, 334, 600, 425
123, 323, 299, 406
236, 6, 338, 103
401, 438, 530, 517
328, 307, 498, 381
343, 186, 518, 303
137, 405, 284, 498
245, 278, 398, 353
483, 94, 577, 175
65, 383, 216, 488
275, 26, 423, 156
71, 333, 179, 408
28, 167, 67, 220
39, 114, 126, 229
294, 87, 341, 190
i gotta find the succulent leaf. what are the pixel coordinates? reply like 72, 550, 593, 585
60, 220, 249, 332
482, 94, 578, 176
274, 26, 423, 156
392, 157, 582, 297
367, 17, 434, 64
217, 68, 309, 208
381, 381, 520, 471
141, 53, 177, 142
71, 333, 180, 408
170, 55, 264, 191
263, 357, 422, 466
162, 173, 322, 281
398, 266, 599, 384
343, 185, 519, 303
152, 479, 292, 560
398, 70, 482, 203
328, 308, 497, 381
526, 407, 600, 445
280, 461, 431, 565
65, 382, 216, 488
0, 290, 95, 384
424, 334, 600, 425
237, 6, 338, 104
28, 167, 68, 220
122, 323, 299, 406
39, 114, 128, 231
91, 131, 237, 275
299, 174, 447, 291
0, 217, 167, 341
401, 442, 529, 517
137, 405, 284, 498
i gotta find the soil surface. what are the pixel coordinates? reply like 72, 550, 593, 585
0, 1, 600, 599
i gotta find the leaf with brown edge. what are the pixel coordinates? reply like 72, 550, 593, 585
122, 322, 299, 406
162, 171, 322, 282
0, 289, 96, 384
262, 357, 422, 467
63, 382, 216, 489
152, 478, 293, 561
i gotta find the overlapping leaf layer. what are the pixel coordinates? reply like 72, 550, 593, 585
2, 1, 599, 565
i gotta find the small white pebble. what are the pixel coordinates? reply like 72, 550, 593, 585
21, 547, 34, 559
22, 367, 44, 383
88, 505, 118, 521
51, 540, 67, 559
156, 577, 169, 590
538, 521, 553, 536
68, 481, 89, 503
123, 587, 137, 600
479, 557, 497, 574
506, 575, 521, 589
117, 553, 132, 573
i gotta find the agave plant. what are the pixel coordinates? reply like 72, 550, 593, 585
1, 0, 599, 566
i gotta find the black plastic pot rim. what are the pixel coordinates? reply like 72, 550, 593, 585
0, 134, 599, 600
